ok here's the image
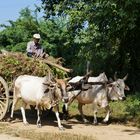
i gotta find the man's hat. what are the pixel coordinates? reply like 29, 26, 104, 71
33, 34, 41, 39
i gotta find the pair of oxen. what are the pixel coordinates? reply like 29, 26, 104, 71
10, 72, 129, 130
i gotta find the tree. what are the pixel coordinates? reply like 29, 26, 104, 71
0, 7, 40, 52
40, 0, 140, 91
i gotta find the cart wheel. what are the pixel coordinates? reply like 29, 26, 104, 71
0, 76, 9, 120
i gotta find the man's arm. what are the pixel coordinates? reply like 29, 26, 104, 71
26, 42, 32, 53
26, 42, 35, 57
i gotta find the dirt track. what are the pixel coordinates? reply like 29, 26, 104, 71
0, 118, 140, 140
0, 134, 30, 140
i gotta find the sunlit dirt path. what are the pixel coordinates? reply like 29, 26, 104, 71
1, 118, 139, 140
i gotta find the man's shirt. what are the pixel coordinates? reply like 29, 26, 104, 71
26, 41, 44, 57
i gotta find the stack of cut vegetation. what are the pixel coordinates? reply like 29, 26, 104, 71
0, 50, 71, 86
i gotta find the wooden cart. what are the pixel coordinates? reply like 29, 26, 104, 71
0, 51, 73, 120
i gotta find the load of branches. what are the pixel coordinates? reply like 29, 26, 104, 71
0, 50, 72, 86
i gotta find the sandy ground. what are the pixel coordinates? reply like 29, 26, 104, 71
0, 134, 30, 140
0, 118, 140, 140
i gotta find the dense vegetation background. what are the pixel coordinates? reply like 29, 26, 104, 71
0, 0, 140, 126
0, 0, 140, 92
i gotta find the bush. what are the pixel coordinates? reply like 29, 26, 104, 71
110, 93, 140, 127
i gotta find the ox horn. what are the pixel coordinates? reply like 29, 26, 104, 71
64, 77, 71, 81
123, 74, 128, 81
47, 70, 54, 81
114, 72, 117, 81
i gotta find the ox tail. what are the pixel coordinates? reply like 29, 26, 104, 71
86, 61, 90, 74
9, 77, 17, 94
62, 103, 69, 120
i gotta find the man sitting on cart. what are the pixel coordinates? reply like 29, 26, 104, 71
26, 33, 49, 58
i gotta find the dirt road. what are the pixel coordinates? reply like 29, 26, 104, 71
0, 118, 140, 140
0, 134, 30, 140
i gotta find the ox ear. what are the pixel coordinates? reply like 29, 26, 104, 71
47, 70, 54, 81
123, 74, 128, 81
125, 85, 130, 91
44, 88, 49, 93
109, 77, 113, 83
66, 83, 73, 91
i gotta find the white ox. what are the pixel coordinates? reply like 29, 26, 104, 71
10, 75, 67, 130
67, 73, 129, 124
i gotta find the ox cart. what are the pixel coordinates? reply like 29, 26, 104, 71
0, 65, 72, 121
0, 51, 73, 121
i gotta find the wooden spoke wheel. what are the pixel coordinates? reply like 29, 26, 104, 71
0, 76, 9, 120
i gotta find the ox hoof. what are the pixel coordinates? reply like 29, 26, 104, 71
59, 126, 65, 131
37, 124, 42, 128
83, 119, 88, 124
62, 119, 67, 123
102, 121, 109, 125
93, 122, 98, 126
7, 117, 13, 122
23, 122, 29, 126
